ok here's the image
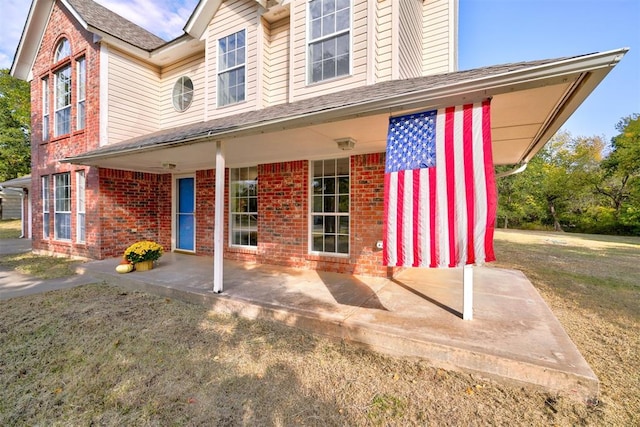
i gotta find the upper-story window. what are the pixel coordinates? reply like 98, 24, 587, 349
172, 76, 194, 112
76, 57, 86, 130
54, 38, 70, 62
54, 65, 72, 136
308, 0, 351, 84
42, 77, 49, 141
218, 30, 246, 107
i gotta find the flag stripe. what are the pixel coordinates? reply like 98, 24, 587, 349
463, 104, 476, 264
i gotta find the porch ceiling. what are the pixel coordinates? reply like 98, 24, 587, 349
64, 49, 628, 174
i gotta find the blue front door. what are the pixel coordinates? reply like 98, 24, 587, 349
176, 177, 195, 251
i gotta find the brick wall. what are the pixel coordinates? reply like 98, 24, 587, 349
98, 169, 171, 258
30, 2, 101, 257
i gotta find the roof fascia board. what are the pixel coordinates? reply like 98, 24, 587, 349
90, 30, 155, 61
184, 0, 223, 38
59, 0, 88, 28
64, 49, 628, 164
10, 0, 55, 81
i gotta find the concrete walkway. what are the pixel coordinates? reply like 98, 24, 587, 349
77, 252, 599, 401
0, 239, 97, 300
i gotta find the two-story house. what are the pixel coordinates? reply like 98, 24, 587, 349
11, 0, 626, 288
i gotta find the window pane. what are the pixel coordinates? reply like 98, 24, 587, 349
313, 234, 323, 252
324, 216, 335, 233
339, 216, 349, 234
337, 235, 349, 254
324, 235, 336, 253
313, 195, 322, 212
323, 177, 335, 194
338, 176, 349, 194
313, 216, 323, 232
338, 195, 349, 213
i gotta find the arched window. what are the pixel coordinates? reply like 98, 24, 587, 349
54, 38, 71, 62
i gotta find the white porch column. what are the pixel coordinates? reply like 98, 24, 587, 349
463, 264, 473, 320
213, 141, 225, 293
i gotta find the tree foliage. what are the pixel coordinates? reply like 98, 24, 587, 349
497, 117, 640, 235
0, 68, 31, 182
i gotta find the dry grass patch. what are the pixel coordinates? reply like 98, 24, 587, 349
493, 229, 640, 425
0, 219, 21, 239
0, 230, 637, 425
0, 253, 80, 279
0, 283, 608, 426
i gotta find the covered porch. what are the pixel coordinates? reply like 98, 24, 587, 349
79, 252, 598, 400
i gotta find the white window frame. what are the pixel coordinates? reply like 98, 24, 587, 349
229, 166, 258, 248
76, 57, 86, 130
42, 77, 49, 141
54, 38, 70, 62
76, 170, 86, 243
309, 158, 350, 256
42, 176, 50, 239
54, 173, 71, 241
307, 0, 352, 84
54, 64, 72, 137
217, 29, 246, 107
172, 76, 194, 112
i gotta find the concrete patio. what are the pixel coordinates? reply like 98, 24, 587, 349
78, 252, 598, 401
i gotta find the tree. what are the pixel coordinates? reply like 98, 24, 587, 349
597, 114, 640, 232
0, 68, 31, 181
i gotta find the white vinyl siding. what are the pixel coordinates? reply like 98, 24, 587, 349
107, 48, 160, 145
422, 0, 456, 74
291, 0, 367, 101
205, 0, 259, 118
160, 53, 206, 128
398, 0, 423, 79
262, 17, 290, 107
374, 0, 393, 82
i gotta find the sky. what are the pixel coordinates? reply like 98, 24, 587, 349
0, 0, 638, 141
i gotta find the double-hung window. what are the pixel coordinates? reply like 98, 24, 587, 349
230, 166, 258, 247
76, 170, 86, 243
42, 77, 49, 141
308, 0, 351, 83
311, 158, 349, 254
218, 30, 246, 107
42, 176, 50, 238
54, 65, 71, 136
54, 173, 71, 240
76, 57, 86, 130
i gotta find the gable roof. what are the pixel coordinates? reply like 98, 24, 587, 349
11, 0, 167, 80
66, 0, 166, 50
64, 48, 627, 171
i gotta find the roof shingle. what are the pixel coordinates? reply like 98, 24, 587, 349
67, 0, 166, 50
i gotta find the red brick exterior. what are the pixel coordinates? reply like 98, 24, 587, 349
30, 2, 101, 258
26, 1, 395, 277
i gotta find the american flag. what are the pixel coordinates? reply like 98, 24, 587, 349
383, 101, 497, 268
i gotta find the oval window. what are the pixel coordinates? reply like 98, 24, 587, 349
172, 76, 194, 112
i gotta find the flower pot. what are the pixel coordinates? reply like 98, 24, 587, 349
135, 260, 154, 271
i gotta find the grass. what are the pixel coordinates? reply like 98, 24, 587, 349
0, 253, 80, 280
0, 219, 21, 239
0, 230, 638, 425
